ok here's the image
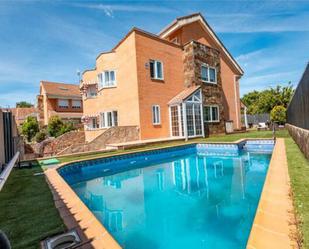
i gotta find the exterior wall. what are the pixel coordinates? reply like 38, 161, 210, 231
286, 124, 309, 160
164, 21, 242, 130
49, 98, 83, 113
183, 41, 225, 134
135, 32, 184, 139
85, 129, 106, 143
82, 32, 140, 142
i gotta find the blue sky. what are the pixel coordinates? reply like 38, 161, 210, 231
0, 0, 308, 107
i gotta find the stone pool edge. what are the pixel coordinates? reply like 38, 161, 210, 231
44, 138, 295, 249
246, 138, 298, 249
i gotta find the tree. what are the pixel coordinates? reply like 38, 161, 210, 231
47, 116, 64, 137
21, 116, 39, 142
241, 83, 294, 114
47, 116, 75, 137
270, 105, 286, 124
16, 101, 33, 108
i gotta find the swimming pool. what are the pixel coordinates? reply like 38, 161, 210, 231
59, 140, 274, 249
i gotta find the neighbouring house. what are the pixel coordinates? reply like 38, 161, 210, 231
10, 107, 38, 126
80, 13, 244, 142
37, 81, 83, 126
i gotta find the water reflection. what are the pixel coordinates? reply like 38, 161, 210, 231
72, 152, 271, 249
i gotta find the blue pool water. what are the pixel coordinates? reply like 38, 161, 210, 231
59, 141, 274, 249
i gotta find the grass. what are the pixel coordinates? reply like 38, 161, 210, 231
285, 137, 309, 248
0, 165, 65, 249
1, 129, 308, 248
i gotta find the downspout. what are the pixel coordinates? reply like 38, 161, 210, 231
234, 75, 240, 129
244, 106, 248, 128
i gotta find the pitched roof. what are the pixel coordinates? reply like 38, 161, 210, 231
168, 85, 201, 105
40, 81, 81, 98
158, 13, 244, 75
10, 107, 38, 121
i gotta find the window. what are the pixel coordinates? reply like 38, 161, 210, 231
87, 85, 97, 97
150, 60, 163, 80
201, 65, 217, 84
58, 99, 69, 108
204, 105, 219, 122
152, 105, 161, 125
89, 117, 99, 129
72, 100, 81, 108
98, 70, 116, 88
100, 111, 118, 128
171, 37, 179, 44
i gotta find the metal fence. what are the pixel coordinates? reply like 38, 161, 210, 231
0, 110, 18, 172
241, 113, 270, 126
287, 63, 309, 130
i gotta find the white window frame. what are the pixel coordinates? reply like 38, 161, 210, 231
99, 110, 118, 128
86, 85, 97, 98
72, 100, 81, 109
150, 60, 164, 80
98, 70, 117, 89
201, 64, 217, 84
204, 105, 220, 123
87, 117, 98, 130
58, 99, 69, 108
152, 105, 161, 125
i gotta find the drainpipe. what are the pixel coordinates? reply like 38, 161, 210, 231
244, 106, 248, 129
234, 75, 240, 129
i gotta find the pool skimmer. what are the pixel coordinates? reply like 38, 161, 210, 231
42, 230, 81, 249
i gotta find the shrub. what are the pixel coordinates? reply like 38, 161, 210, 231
35, 130, 47, 143
47, 116, 75, 137
21, 116, 39, 142
270, 105, 286, 124
59, 122, 74, 135
47, 116, 64, 137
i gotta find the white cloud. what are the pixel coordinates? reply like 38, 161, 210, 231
73, 3, 176, 17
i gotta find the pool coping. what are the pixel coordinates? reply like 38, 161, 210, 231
44, 138, 297, 249
246, 138, 298, 249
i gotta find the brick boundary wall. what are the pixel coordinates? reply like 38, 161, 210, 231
286, 123, 309, 159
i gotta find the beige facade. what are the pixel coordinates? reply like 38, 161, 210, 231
81, 13, 244, 142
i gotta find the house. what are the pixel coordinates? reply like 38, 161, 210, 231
37, 81, 83, 126
10, 107, 38, 126
80, 13, 243, 142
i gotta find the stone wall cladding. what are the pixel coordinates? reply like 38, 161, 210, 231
286, 123, 309, 159
183, 41, 225, 134
58, 126, 139, 155
42, 131, 86, 156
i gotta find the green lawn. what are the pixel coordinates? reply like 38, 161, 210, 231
0, 166, 65, 249
285, 137, 309, 248
0, 129, 308, 248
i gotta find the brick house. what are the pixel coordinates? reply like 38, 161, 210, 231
81, 13, 244, 142
37, 81, 83, 126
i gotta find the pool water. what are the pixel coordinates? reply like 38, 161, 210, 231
62, 143, 273, 249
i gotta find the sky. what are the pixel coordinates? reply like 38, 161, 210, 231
0, 0, 308, 107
